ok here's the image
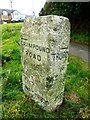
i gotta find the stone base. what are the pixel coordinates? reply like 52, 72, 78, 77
23, 82, 64, 112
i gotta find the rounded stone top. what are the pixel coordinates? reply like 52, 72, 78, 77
21, 15, 70, 36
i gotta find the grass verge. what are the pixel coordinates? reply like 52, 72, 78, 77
71, 32, 90, 45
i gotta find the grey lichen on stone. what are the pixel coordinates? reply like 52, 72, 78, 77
21, 15, 70, 112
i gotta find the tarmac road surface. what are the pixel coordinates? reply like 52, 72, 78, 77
69, 42, 89, 63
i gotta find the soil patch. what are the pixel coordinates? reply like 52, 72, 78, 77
64, 91, 81, 103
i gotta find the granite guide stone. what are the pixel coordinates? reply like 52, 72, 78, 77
20, 15, 70, 111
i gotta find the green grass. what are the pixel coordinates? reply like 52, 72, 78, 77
1, 23, 89, 119
71, 32, 90, 44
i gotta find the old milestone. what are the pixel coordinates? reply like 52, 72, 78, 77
21, 15, 70, 111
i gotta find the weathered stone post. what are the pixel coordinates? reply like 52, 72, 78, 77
20, 15, 70, 111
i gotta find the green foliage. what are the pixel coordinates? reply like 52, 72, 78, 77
39, 2, 89, 18
71, 32, 90, 44
1, 23, 89, 119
